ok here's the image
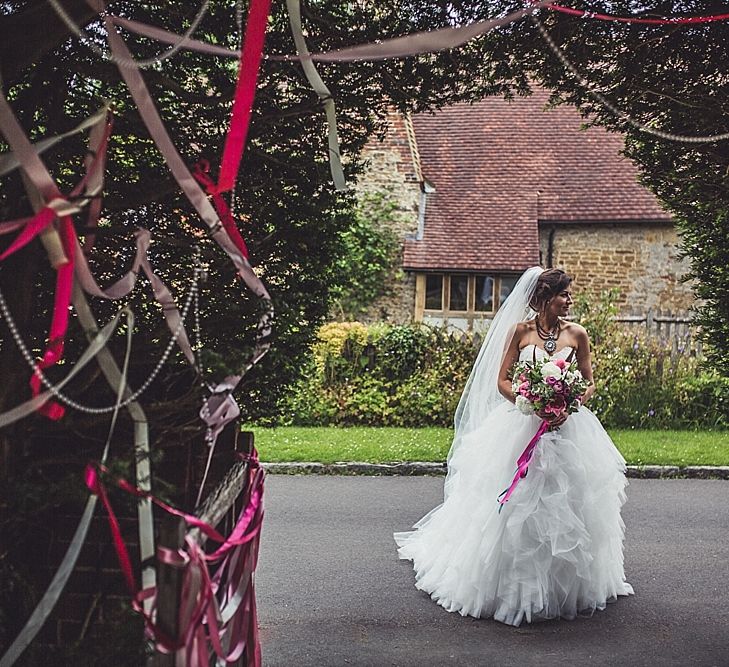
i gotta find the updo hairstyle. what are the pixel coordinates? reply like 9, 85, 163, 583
529, 268, 572, 312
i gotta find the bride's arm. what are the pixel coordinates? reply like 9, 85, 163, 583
497, 324, 523, 404
575, 326, 596, 404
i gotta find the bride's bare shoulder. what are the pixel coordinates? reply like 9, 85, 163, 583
510, 320, 534, 344
562, 320, 587, 335
562, 320, 590, 344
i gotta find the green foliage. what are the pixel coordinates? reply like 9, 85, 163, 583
573, 291, 728, 429
283, 294, 728, 429
281, 322, 476, 427
329, 195, 401, 320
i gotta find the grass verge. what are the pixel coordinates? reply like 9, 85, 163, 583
249, 426, 729, 467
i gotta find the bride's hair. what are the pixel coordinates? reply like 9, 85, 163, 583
529, 269, 572, 311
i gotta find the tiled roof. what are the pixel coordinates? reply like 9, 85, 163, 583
403, 86, 671, 272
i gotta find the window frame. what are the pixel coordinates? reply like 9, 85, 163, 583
419, 272, 522, 326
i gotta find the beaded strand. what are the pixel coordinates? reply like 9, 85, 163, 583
0, 247, 202, 414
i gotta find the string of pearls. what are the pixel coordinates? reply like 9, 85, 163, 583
47, 0, 210, 70
533, 16, 729, 144
0, 247, 202, 414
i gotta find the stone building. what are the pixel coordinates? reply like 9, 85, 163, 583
357, 87, 694, 330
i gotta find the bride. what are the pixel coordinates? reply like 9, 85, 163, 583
395, 267, 633, 626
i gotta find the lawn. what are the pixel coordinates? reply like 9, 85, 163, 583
250, 426, 729, 467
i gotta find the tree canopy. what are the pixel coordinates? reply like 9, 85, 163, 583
1, 0, 727, 436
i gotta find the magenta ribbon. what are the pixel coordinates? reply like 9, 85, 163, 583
85, 457, 264, 665
0, 205, 75, 419
28, 215, 76, 420
543, 2, 729, 25
497, 419, 550, 511
216, 0, 272, 194
193, 160, 249, 259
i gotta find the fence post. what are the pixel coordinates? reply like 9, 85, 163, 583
150, 514, 186, 666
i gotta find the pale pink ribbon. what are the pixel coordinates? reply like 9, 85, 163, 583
109, 2, 554, 63
86, 461, 264, 665
99, 5, 273, 452
74, 228, 196, 366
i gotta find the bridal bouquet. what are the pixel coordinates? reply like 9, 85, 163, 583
498, 356, 590, 512
511, 357, 590, 422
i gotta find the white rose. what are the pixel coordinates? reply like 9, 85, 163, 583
515, 395, 535, 415
540, 361, 562, 380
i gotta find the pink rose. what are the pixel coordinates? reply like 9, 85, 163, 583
554, 359, 566, 370
518, 382, 530, 395
553, 381, 564, 393
546, 376, 557, 386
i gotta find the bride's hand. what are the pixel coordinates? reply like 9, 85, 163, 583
537, 409, 568, 428
549, 411, 568, 428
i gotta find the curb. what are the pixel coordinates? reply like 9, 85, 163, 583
261, 462, 729, 480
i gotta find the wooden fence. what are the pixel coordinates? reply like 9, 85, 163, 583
468, 311, 703, 357
615, 311, 703, 357
152, 425, 258, 667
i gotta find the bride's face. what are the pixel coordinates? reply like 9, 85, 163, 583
548, 288, 573, 317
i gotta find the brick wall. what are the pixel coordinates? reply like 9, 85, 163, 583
356, 112, 696, 322
540, 223, 695, 314
354, 112, 420, 323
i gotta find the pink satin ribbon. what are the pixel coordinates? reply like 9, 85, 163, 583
543, 2, 729, 25
100, 8, 274, 455
216, 0, 271, 194
85, 458, 264, 665
193, 160, 249, 259
497, 420, 550, 510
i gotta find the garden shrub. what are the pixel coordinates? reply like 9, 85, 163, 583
281, 322, 476, 427
573, 290, 728, 429
279, 296, 728, 429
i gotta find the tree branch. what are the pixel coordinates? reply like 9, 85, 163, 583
0, 0, 99, 83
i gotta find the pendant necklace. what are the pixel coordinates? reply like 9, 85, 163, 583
536, 316, 560, 355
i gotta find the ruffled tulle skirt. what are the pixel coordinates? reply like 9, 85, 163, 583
394, 403, 634, 626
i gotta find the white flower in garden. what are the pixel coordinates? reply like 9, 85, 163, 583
515, 395, 535, 415
540, 361, 562, 380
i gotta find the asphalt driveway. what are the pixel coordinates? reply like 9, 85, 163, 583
256, 476, 729, 666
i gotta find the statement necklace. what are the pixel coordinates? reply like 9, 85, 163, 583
536, 316, 560, 355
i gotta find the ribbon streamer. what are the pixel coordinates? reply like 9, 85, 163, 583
110, 15, 240, 58
74, 228, 196, 366
216, 0, 271, 194
275, 1, 555, 62
546, 3, 729, 25
0, 105, 110, 177
497, 419, 550, 511
86, 459, 264, 664
286, 0, 346, 190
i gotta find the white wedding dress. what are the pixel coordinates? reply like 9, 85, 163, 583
395, 345, 634, 626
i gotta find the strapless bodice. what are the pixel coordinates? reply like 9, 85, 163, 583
518, 344, 575, 362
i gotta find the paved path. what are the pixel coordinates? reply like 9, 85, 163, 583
256, 476, 729, 666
